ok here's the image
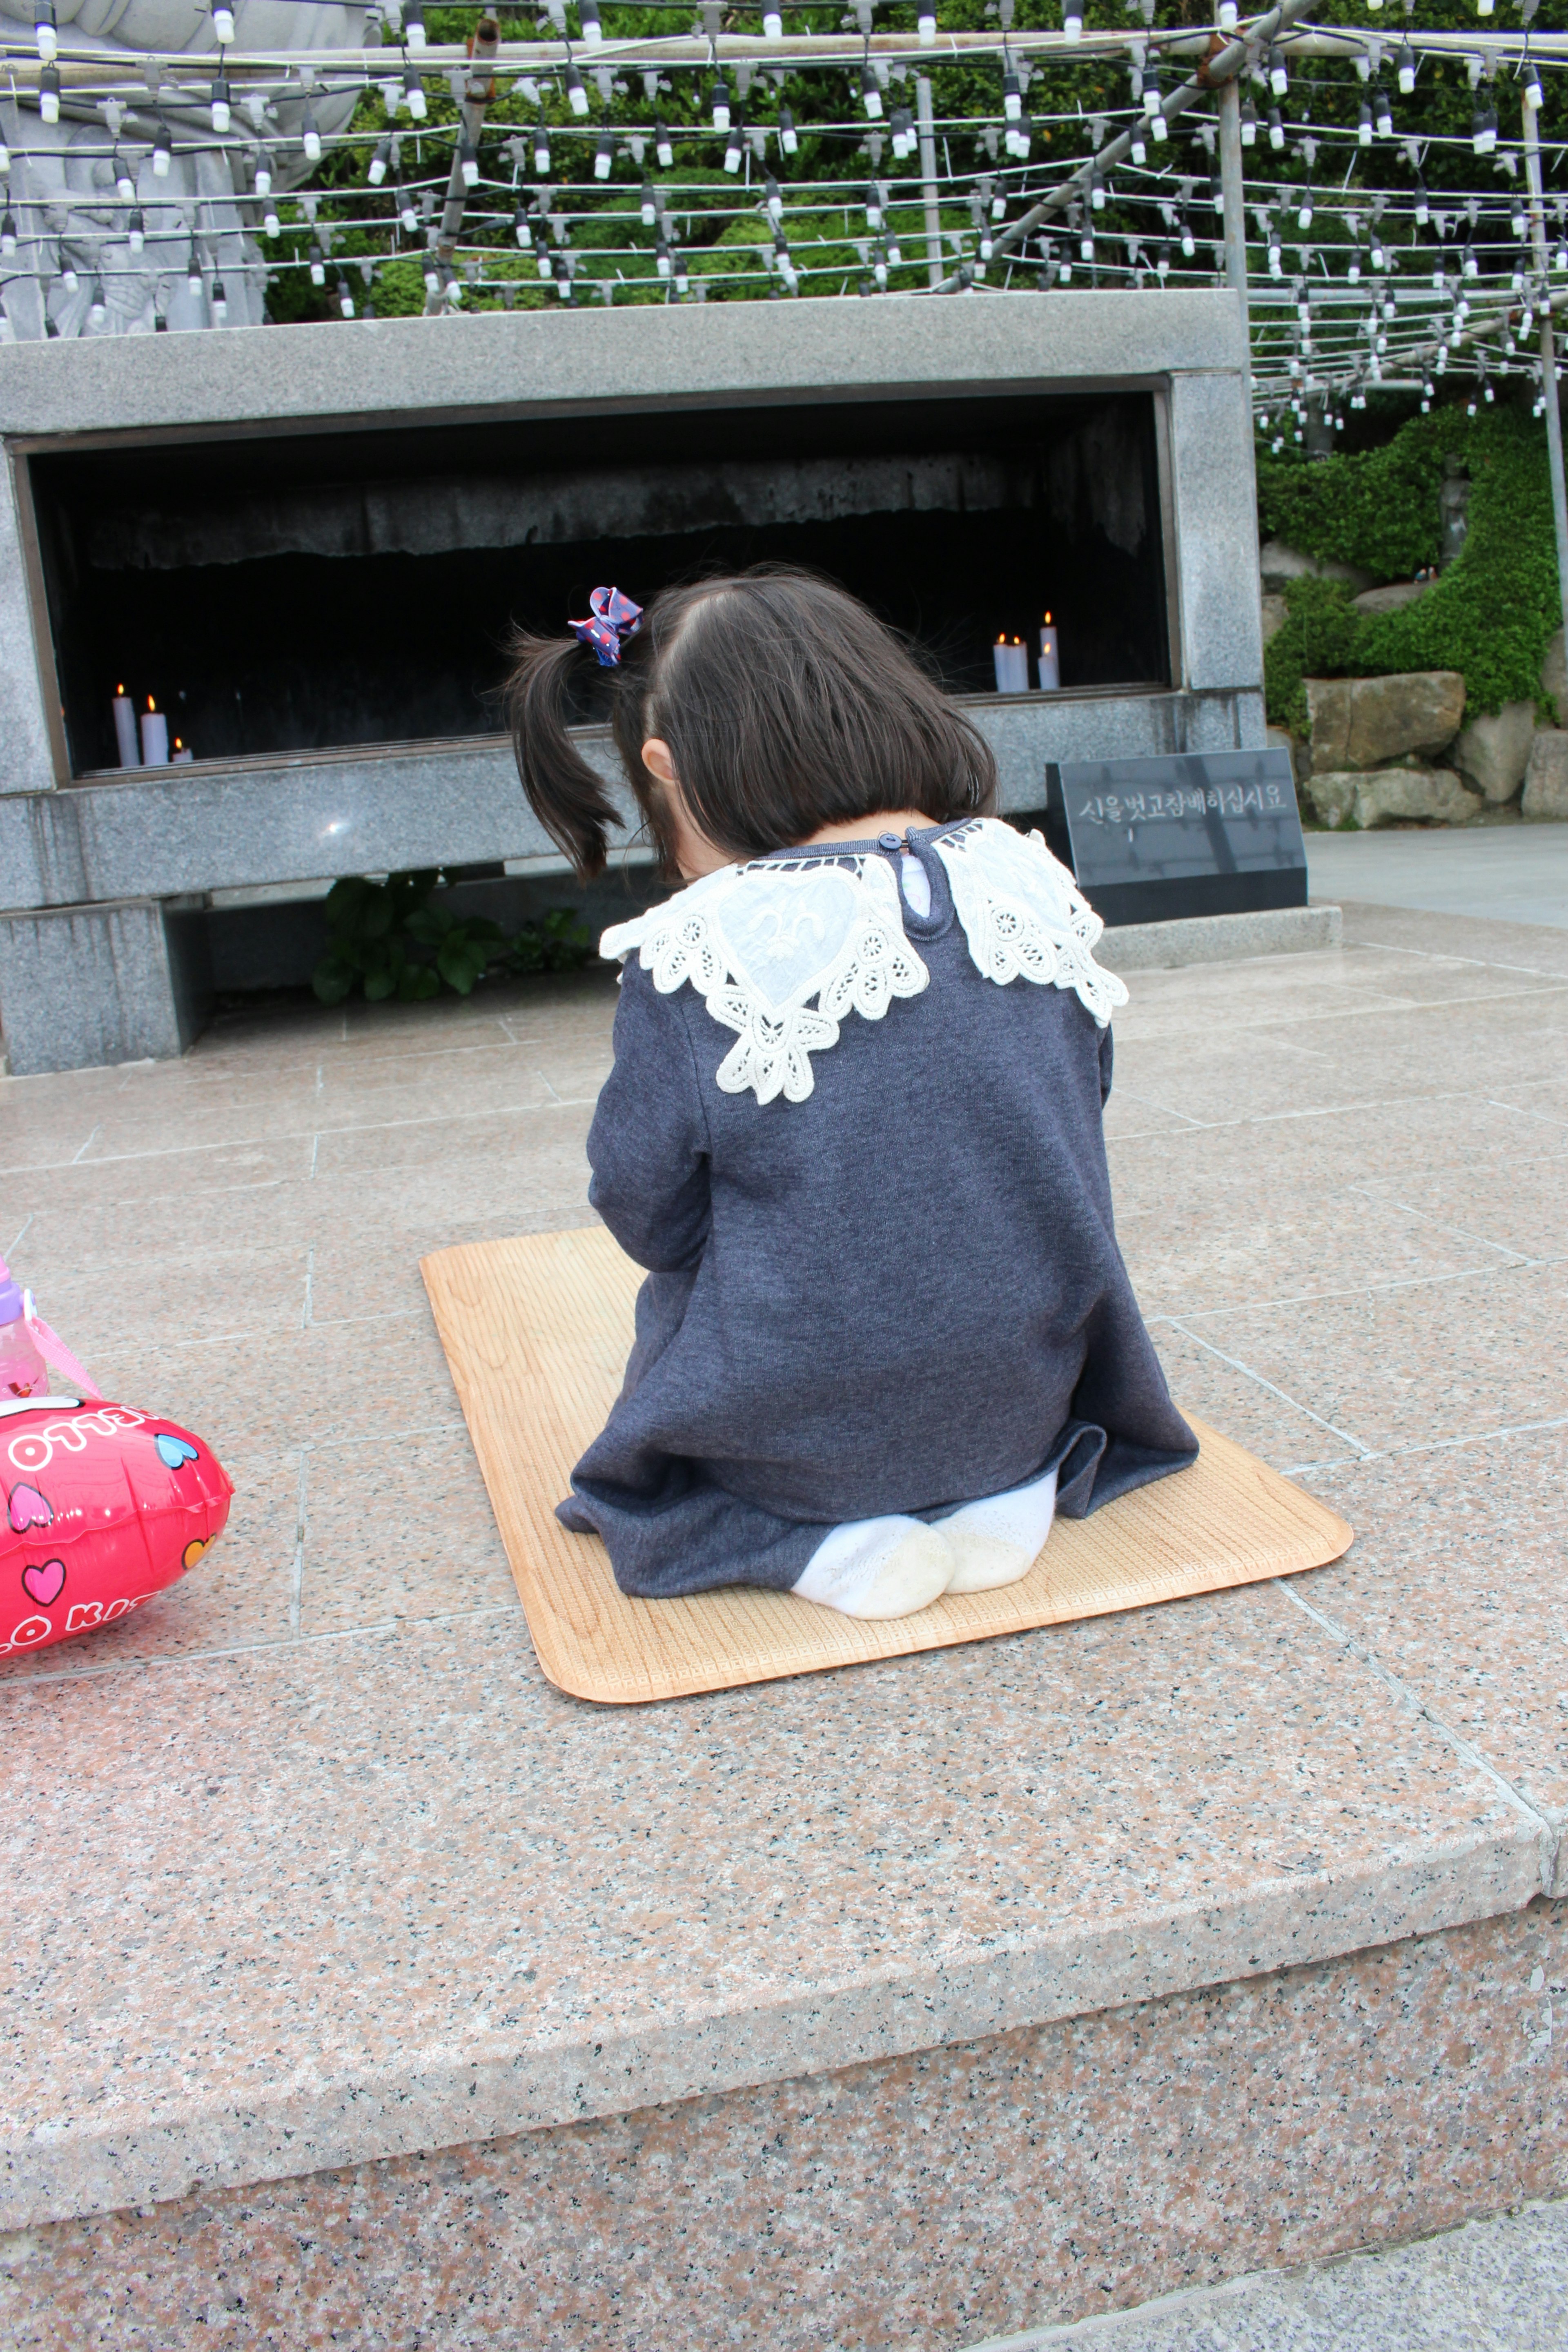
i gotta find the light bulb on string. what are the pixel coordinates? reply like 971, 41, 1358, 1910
1179, 214, 1195, 259
1523, 60, 1544, 114
764, 4, 783, 36
565, 62, 589, 117
1268, 47, 1288, 99
0, 212, 14, 256
655, 237, 671, 278
918, 6, 935, 43
1090, 168, 1106, 213
891, 107, 913, 161
1358, 100, 1372, 147
405, 73, 427, 122
655, 115, 674, 168
1155, 242, 1170, 282
39, 66, 60, 125
1002, 71, 1022, 125
724, 120, 742, 172
710, 80, 731, 133
187, 245, 204, 296
309, 243, 326, 285
461, 133, 481, 188
114, 154, 134, 203
860, 65, 882, 120
399, 187, 417, 234
1473, 104, 1497, 157
514, 200, 532, 247
212, 278, 229, 323
536, 245, 553, 283
779, 107, 797, 156
1297, 185, 1313, 231
1063, 1, 1083, 40
534, 124, 551, 175
1397, 43, 1416, 96
368, 135, 390, 185
212, 0, 235, 41
34, 1, 55, 60
578, 0, 601, 45
404, 0, 426, 47
1129, 121, 1147, 165
59, 258, 78, 292
302, 108, 323, 165
1217, 0, 1237, 27
1267, 106, 1285, 153
765, 174, 782, 225
128, 207, 145, 252
1240, 98, 1257, 148
1414, 177, 1430, 228
211, 77, 232, 134
1374, 84, 1392, 140
152, 121, 172, 175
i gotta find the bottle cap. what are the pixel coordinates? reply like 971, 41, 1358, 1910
0, 1279, 23, 1324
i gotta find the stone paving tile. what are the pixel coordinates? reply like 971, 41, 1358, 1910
1005, 2194, 1568, 2350
1278, 1425, 1568, 1842
296, 1426, 517, 1637
1176, 1263, 1568, 1463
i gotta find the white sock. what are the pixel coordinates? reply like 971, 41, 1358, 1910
936, 1465, 1059, 1595
793, 1514, 955, 1619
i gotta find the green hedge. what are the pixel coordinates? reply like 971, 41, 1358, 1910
1259, 409, 1560, 731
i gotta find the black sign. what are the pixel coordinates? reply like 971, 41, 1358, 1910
1041, 750, 1307, 928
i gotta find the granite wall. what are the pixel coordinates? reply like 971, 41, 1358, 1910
3, 1897, 1562, 2352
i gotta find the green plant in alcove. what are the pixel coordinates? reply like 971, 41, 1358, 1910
312, 871, 592, 1004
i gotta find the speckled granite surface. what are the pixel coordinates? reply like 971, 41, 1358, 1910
2, 1896, 1564, 2350
2, 908, 1566, 2264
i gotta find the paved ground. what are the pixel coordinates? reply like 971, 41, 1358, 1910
3, 873, 1568, 2341
982, 2197, 1568, 2350
1306, 818, 1568, 930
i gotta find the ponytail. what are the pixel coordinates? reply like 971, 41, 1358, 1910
503, 630, 625, 879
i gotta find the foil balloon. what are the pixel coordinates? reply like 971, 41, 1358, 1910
0, 1399, 232, 1657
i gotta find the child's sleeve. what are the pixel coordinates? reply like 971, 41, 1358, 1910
1098, 1022, 1114, 1107
586, 962, 712, 1273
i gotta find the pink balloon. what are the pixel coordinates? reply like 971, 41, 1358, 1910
0, 1402, 232, 1657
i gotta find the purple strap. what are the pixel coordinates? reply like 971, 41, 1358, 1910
569, 585, 643, 667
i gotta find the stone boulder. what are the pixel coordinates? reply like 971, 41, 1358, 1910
1541, 628, 1568, 728
1452, 700, 1537, 804
1351, 579, 1437, 618
1523, 730, 1568, 820
1259, 540, 1376, 596
1306, 672, 1466, 775
1306, 769, 1485, 831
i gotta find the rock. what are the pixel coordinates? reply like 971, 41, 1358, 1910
1351, 579, 1437, 618
1260, 592, 1290, 646
1265, 725, 1299, 781
1306, 769, 1484, 831
1306, 672, 1466, 774
1523, 730, 1568, 819
1541, 628, 1568, 728
1258, 539, 1376, 597
1453, 700, 1537, 804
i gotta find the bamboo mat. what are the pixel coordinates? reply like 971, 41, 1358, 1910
422, 1228, 1353, 1707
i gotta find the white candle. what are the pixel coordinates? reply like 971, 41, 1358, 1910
112, 685, 138, 767
992, 636, 1029, 693
171, 740, 194, 763
139, 699, 169, 764
1038, 616, 1061, 692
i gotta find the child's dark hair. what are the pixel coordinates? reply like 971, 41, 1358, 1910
503, 566, 998, 880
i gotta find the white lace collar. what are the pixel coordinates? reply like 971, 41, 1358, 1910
599, 819, 1128, 1106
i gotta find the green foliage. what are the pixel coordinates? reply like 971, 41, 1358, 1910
312, 871, 592, 1006
1259, 407, 1561, 728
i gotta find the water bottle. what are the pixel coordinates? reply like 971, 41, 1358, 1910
0, 1272, 53, 1402
0, 1257, 98, 1404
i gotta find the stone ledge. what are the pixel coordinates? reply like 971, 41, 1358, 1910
1102, 903, 1341, 971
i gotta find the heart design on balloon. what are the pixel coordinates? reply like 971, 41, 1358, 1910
7, 1482, 52, 1533
155, 1434, 199, 1470
20, 1559, 65, 1608
182, 1537, 210, 1570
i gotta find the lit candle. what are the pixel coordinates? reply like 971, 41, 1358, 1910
112, 682, 138, 767
171, 737, 194, 763
1038, 613, 1061, 692
992, 634, 1030, 694
139, 695, 169, 765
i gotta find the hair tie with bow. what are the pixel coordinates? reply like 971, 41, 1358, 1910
569, 586, 643, 667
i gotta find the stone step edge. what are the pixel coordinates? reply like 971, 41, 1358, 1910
1102, 904, 1341, 972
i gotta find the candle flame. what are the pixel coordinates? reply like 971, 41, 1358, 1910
994, 634, 1006, 646
173, 738, 183, 751
147, 695, 156, 713
116, 682, 125, 696
1043, 612, 1052, 625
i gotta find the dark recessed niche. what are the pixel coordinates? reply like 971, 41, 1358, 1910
28, 386, 1172, 777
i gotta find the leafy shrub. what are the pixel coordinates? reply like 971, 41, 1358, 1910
1258, 408, 1560, 726
312, 870, 592, 1005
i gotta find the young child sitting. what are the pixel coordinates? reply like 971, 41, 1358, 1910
505, 568, 1196, 1621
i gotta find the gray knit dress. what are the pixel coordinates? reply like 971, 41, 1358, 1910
555, 817, 1196, 1597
